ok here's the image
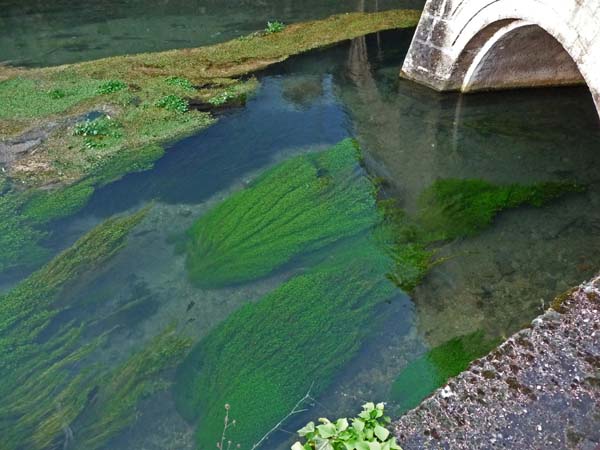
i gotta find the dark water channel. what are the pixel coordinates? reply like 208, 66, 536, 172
0, 0, 424, 67
2, 10, 600, 450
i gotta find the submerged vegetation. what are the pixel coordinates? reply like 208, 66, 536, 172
177, 139, 584, 449
418, 178, 586, 240
0, 207, 192, 450
176, 239, 398, 449
390, 331, 502, 411
185, 139, 377, 287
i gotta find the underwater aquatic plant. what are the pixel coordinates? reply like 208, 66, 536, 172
390, 330, 502, 411
0, 209, 152, 449
175, 238, 398, 449
417, 178, 585, 240
184, 139, 378, 288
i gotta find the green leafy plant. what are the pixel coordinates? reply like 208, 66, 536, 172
265, 21, 285, 34
208, 89, 238, 106
47, 88, 66, 99
73, 116, 122, 149
155, 94, 189, 113
97, 79, 128, 94
292, 403, 403, 450
165, 76, 195, 90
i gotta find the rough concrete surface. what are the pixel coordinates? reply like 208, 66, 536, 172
394, 275, 600, 449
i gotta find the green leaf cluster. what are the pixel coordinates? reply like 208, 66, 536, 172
155, 94, 189, 113
208, 88, 239, 106
292, 403, 402, 450
165, 76, 195, 91
175, 239, 397, 449
265, 21, 286, 34
97, 79, 128, 94
74, 116, 123, 149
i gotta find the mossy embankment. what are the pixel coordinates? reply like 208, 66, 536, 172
0, 9, 421, 186
0, 207, 192, 450
175, 140, 585, 449
0, 9, 420, 274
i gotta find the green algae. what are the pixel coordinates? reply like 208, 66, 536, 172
74, 328, 192, 450
0, 144, 166, 274
0, 208, 148, 449
0, 192, 49, 272
175, 140, 589, 449
382, 178, 586, 292
22, 181, 96, 223
418, 178, 586, 240
390, 331, 502, 412
185, 139, 378, 288
175, 239, 397, 449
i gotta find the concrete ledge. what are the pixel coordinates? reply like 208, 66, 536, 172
393, 275, 600, 449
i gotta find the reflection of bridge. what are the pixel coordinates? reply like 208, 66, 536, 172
401, 0, 600, 117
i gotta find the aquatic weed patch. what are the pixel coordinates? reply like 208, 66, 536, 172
175, 240, 397, 449
418, 178, 586, 240
184, 139, 378, 287
0, 208, 192, 450
390, 331, 502, 411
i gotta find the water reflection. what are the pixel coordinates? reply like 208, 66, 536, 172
339, 30, 600, 348
1, 20, 599, 450
0, 0, 424, 66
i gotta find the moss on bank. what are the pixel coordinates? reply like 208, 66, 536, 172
0, 9, 420, 187
390, 331, 502, 412
185, 139, 378, 287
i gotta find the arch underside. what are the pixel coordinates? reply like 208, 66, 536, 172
401, 0, 600, 117
454, 21, 585, 93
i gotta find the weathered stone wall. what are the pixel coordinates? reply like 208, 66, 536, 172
393, 275, 600, 449
401, 0, 600, 117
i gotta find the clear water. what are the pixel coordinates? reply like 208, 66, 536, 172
2, 10, 600, 450
0, 0, 424, 67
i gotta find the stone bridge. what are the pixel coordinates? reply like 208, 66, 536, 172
401, 0, 600, 117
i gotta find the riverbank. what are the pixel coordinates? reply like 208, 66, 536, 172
0, 9, 420, 274
393, 274, 600, 449
0, 9, 419, 187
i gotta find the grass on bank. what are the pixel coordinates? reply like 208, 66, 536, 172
0, 9, 421, 274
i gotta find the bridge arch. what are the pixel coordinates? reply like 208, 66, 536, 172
401, 0, 600, 117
